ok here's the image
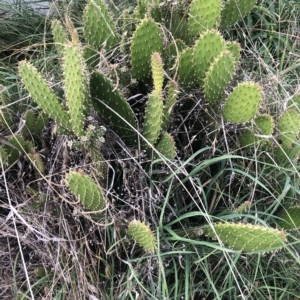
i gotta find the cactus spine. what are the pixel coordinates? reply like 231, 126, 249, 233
128, 220, 156, 252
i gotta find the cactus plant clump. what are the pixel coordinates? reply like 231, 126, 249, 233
128, 220, 156, 252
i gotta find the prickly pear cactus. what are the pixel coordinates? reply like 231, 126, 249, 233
19, 61, 70, 131
177, 47, 196, 90
90, 71, 137, 145
128, 220, 156, 252
278, 207, 300, 230
278, 109, 300, 148
65, 170, 106, 212
151, 52, 164, 94
162, 80, 178, 131
203, 50, 236, 105
63, 43, 89, 137
193, 30, 226, 84
220, 0, 258, 28
51, 20, 68, 57
222, 82, 262, 123
83, 0, 118, 50
131, 18, 163, 81
204, 222, 286, 253
188, 0, 222, 37
153, 132, 176, 159
226, 41, 241, 62
234, 201, 251, 214
142, 91, 163, 146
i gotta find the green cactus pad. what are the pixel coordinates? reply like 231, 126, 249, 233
0, 147, 8, 168
234, 201, 251, 214
83, 0, 118, 50
188, 0, 222, 37
128, 220, 156, 252
153, 132, 176, 159
131, 19, 163, 81
162, 80, 179, 131
220, 0, 257, 28
278, 109, 300, 148
193, 30, 226, 84
240, 114, 274, 147
204, 222, 286, 253
63, 43, 89, 137
83, 46, 100, 70
142, 91, 163, 146
21, 110, 36, 139
203, 50, 236, 105
163, 39, 186, 72
19, 61, 70, 130
177, 47, 196, 90
51, 20, 68, 57
223, 82, 262, 123
151, 52, 164, 94
226, 41, 241, 63
90, 71, 137, 145
287, 94, 300, 109
278, 207, 300, 230
65, 170, 106, 212
35, 112, 48, 136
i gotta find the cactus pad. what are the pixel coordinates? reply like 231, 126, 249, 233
193, 30, 226, 84
203, 50, 236, 105
204, 222, 286, 253
162, 80, 179, 131
278, 207, 300, 230
151, 52, 164, 94
90, 71, 137, 145
128, 220, 156, 252
19, 61, 70, 130
63, 43, 89, 137
65, 170, 105, 212
142, 91, 163, 146
222, 82, 262, 123
220, 0, 257, 28
188, 0, 222, 36
83, 0, 118, 50
177, 47, 196, 90
153, 132, 176, 159
226, 41, 241, 62
131, 19, 163, 81
278, 109, 300, 148
51, 20, 68, 57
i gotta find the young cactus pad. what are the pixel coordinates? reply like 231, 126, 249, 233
278, 109, 300, 148
51, 20, 68, 57
128, 220, 156, 252
131, 18, 163, 81
222, 82, 262, 123
204, 222, 286, 253
188, 0, 222, 37
203, 50, 236, 106
19, 61, 70, 130
83, 0, 118, 50
151, 52, 164, 94
142, 91, 163, 146
220, 0, 257, 28
90, 71, 137, 145
65, 171, 105, 212
153, 132, 176, 160
278, 207, 300, 230
63, 43, 89, 137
